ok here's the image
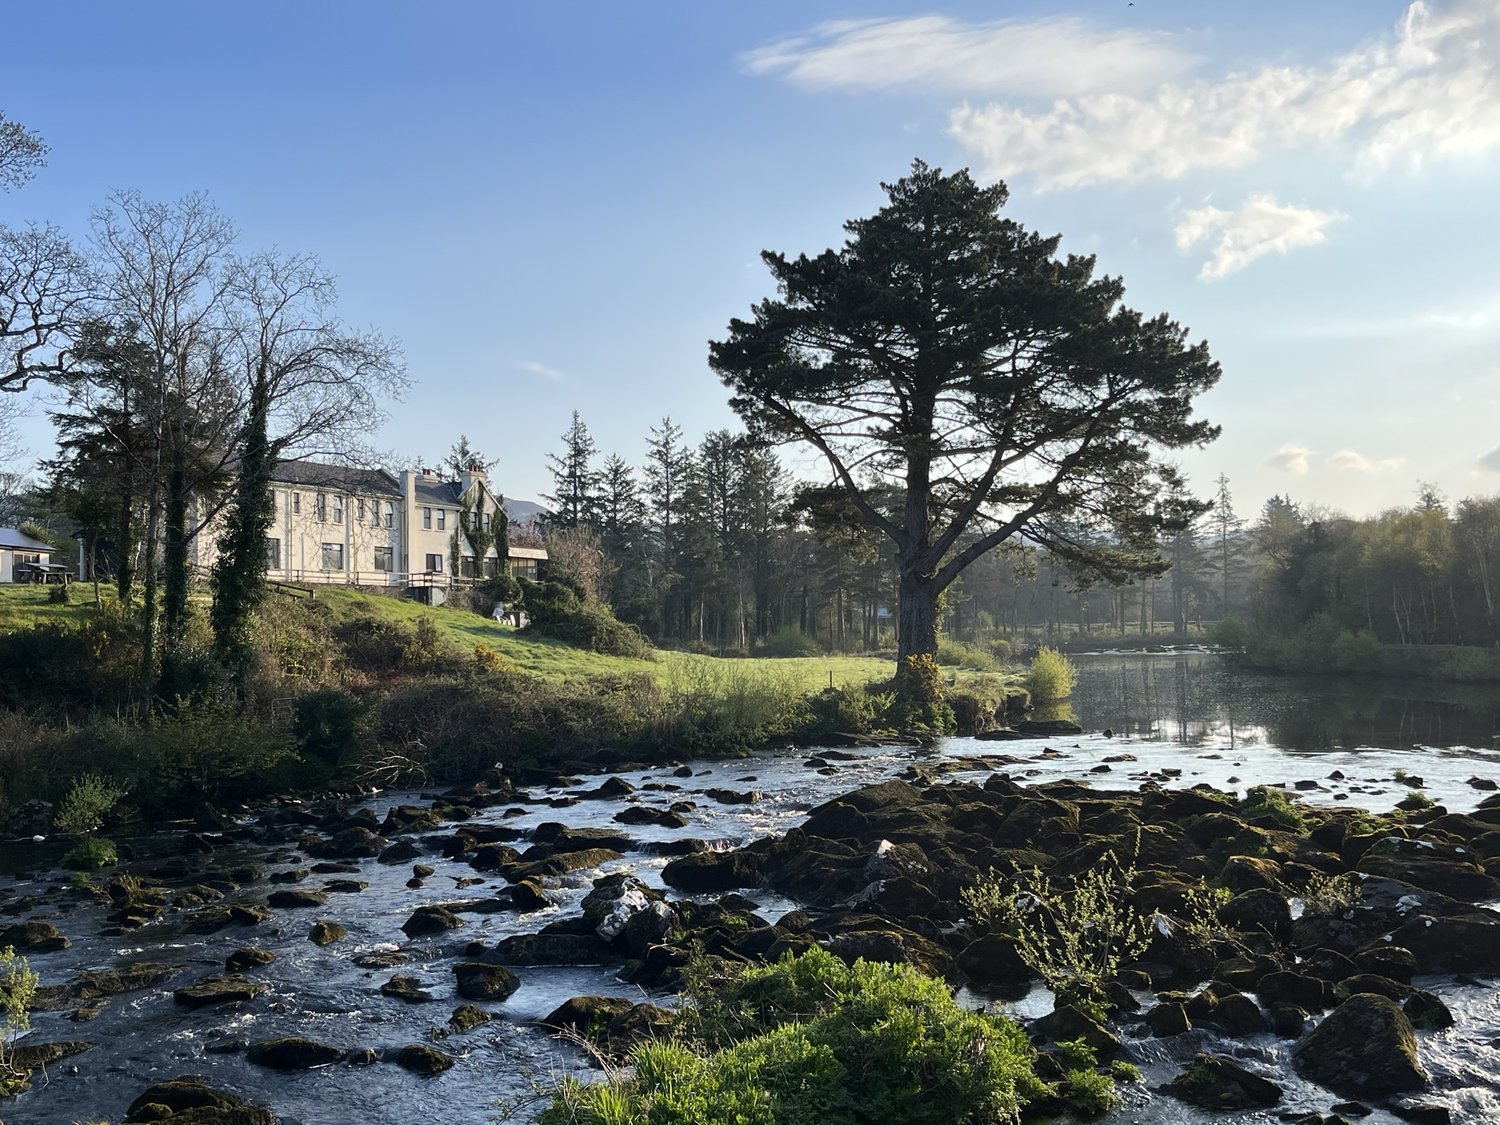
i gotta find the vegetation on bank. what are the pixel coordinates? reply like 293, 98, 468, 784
0, 585, 1025, 829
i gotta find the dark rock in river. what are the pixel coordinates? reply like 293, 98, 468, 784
267, 888, 327, 909
309, 920, 347, 946
449, 1003, 492, 1034
704, 787, 761, 804
507, 846, 625, 880
172, 974, 268, 1008
614, 804, 689, 828
402, 903, 464, 937
380, 974, 437, 1003
490, 930, 609, 965
510, 878, 552, 911
389, 1043, 455, 1076
955, 933, 1032, 988
1390, 912, 1500, 973
1164, 1052, 1283, 1110
1145, 1002, 1192, 1037
1293, 993, 1428, 1098
225, 948, 277, 973
124, 1075, 276, 1123
311, 826, 386, 859
377, 838, 423, 864
453, 961, 520, 1001
246, 1036, 345, 1069
661, 848, 765, 891
1013, 719, 1084, 736
0, 919, 69, 951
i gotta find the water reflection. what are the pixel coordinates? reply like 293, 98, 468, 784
1071, 652, 1500, 752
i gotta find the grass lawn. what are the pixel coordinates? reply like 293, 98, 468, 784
0, 585, 110, 631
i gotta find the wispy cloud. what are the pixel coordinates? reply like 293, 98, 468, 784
1330, 448, 1404, 473
1174, 196, 1344, 279
945, 0, 1500, 190
741, 16, 1196, 99
515, 360, 565, 382
1481, 446, 1500, 473
1268, 444, 1312, 475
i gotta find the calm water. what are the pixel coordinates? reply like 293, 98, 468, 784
7, 653, 1500, 1124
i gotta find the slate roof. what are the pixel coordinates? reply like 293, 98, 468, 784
0, 527, 55, 553
270, 458, 402, 497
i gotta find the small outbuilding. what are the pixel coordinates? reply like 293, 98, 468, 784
0, 527, 59, 584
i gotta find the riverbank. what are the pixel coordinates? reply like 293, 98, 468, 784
4, 695, 1499, 1123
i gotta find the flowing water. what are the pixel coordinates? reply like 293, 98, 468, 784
6, 652, 1500, 1125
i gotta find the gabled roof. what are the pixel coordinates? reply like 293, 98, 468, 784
0, 527, 55, 553
413, 476, 464, 506
270, 458, 402, 497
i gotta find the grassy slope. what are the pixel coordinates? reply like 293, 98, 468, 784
0, 586, 106, 631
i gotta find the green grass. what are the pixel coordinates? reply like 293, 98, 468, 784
0, 586, 105, 631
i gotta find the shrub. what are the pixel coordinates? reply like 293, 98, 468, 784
1301, 871, 1361, 918
62, 837, 117, 870
542, 948, 1048, 1125
1209, 617, 1247, 649
1025, 647, 1077, 702
1238, 785, 1307, 832
47, 583, 72, 605
1332, 629, 1382, 673
0, 945, 39, 1095
54, 773, 128, 835
520, 579, 654, 659
809, 685, 892, 735
293, 689, 372, 767
936, 638, 998, 672
989, 637, 1014, 663
658, 659, 809, 756
757, 626, 824, 658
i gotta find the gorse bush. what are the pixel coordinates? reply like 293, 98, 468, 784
541, 947, 1048, 1125
1025, 647, 1077, 702
936, 638, 998, 672
54, 773, 128, 835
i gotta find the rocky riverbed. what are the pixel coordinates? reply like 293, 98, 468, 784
3, 702, 1500, 1123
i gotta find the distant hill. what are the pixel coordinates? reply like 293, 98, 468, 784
504, 498, 547, 525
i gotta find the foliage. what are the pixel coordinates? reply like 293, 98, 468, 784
965, 843, 1150, 1009
1209, 616, 1248, 649
658, 658, 810, 756
542, 948, 1046, 1125
292, 689, 372, 767
1025, 647, 1077, 702
0, 945, 39, 1095
1238, 785, 1307, 832
1179, 883, 1233, 951
757, 626, 824, 659
936, 638, 998, 671
520, 578, 654, 659
62, 836, 118, 870
1301, 871, 1361, 918
54, 772, 128, 835
1054, 1039, 1121, 1118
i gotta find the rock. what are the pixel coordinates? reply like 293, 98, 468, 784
1268, 1001, 1310, 1038
309, 920, 347, 946
5, 798, 54, 838
581, 776, 636, 799
1164, 1052, 1283, 1110
1257, 970, 1331, 1011
541, 994, 635, 1036
956, 933, 1033, 988
266, 888, 327, 909
704, 787, 761, 805
381, 975, 436, 1003
1205, 991, 1268, 1036
614, 805, 689, 828
449, 1003, 492, 1034
0, 919, 69, 952
511, 879, 552, 911
1219, 888, 1292, 938
1403, 990, 1455, 1030
402, 904, 464, 937
1390, 913, 1500, 974
8, 1040, 93, 1070
246, 1036, 345, 1069
312, 825, 387, 858
124, 1076, 275, 1123
507, 846, 624, 880
1357, 851, 1500, 902
390, 1043, 455, 1076
225, 948, 276, 973
1293, 993, 1428, 1099
1032, 1004, 1119, 1058
661, 849, 765, 891
1390, 1098, 1452, 1125
1146, 1002, 1192, 1037
352, 950, 409, 968
377, 838, 423, 864
490, 931, 609, 965
581, 875, 656, 941
173, 974, 268, 1008
1013, 719, 1083, 735
453, 961, 520, 1001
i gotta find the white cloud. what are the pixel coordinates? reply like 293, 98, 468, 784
1330, 449, 1405, 473
1174, 196, 1344, 279
515, 360, 565, 381
946, 0, 1500, 189
1268, 444, 1312, 475
1480, 446, 1500, 473
741, 16, 1195, 99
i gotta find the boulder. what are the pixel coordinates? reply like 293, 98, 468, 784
956, 933, 1033, 988
266, 888, 327, 909
661, 848, 764, 892
389, 1043, 455, 1076
377, 838, 423, 865
1390, 913, 1500, 974
402, 904, 464, 937
1146, 1002, 1192, 1037
1293, 993, 1428, 1099
449, 1003, 492, 1033
172, 974, 267, 1008
490, 931, 609, 965
309, 920, 347, 946
0, 919, 69, 952
225, 948, 276, 973
312, 826, 386, 859
380, 975, 436, 1003
1165, 1053, 1283, 1110
453, 961, 520, 1001
246, 1036, 344, 1069
123, 1076, 275, 1124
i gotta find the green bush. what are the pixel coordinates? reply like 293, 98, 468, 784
936, 638, 997, 672
757, 626, 824, 658
1209, 617, 1247, 649
808, 684, 892, 734
293, 689, 372, 767
0, 944, 39, 1095
61, 837, 117, 870
1332, 629, 1382, 673
520, 579, 654, 659
54, 773, 128, 835
659, 660, 810, 757
1239, 785, 1307, 832
542, 948, 1047, 1125
1025, 647, 1077, 702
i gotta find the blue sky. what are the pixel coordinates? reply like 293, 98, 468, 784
4, 0, 1499, 521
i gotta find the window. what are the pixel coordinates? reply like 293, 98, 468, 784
437, 509, 446, 531
316, 492, 328, 521
333, 495, 344, 524
373, 546, 393, 572
357, 498, 366, 523
265, 538, 281, 569
460, 555, 477, 579
292, 492, 301, 515
422, 507, 431, 529
383, 502, 394, 529
321, 542, 344, 570
424, 553, 444, 572
482, 513, 490, 532
483, 557, 499, 578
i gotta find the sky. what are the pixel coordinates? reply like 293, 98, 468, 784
4, 0, 1500, 521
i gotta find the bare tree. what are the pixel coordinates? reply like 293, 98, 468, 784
0, 111, 48, 190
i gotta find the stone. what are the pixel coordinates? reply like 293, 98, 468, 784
541, 994, 635, 1036
661, 849, 765, 891
381, 975, 436, 1003
614, 805, 689, 828
490, 931, 609, 965
352, 950, 409, 968
453, 961, 520, 1001
1164, 1052, 1283, 1110
956, 933, 1033, 988
449, 1003, 492, 1034
1146, 1002, 1192, 1037
1032, 1004, 1119, 1058
172, 974, 268, 1008
266, 888, 327, 909
511, 879, 551, 911
246, 1036, 345, 1069
309, 920, 347, 946
378, 838, 423, 865
225, 948, 276, 973
313, 825, 386, 858
123, 1076, 275, 1124
1206, 991, 1268, 1037
0, 919, 69, 952
390, 1043, 455, 1076
1293, 993, 1428, 1099
401, 904, 464, 937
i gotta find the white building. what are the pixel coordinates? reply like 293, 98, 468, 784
0, 526, 57, 583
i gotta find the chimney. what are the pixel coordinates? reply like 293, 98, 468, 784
460, 462, 487, 499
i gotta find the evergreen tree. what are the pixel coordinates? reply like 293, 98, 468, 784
544, 410, 600, 528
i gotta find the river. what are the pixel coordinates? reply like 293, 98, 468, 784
6, 651, 1500, 1124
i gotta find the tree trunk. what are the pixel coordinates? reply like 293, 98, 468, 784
896, 567, 939, 663
159, 438, 190, 702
